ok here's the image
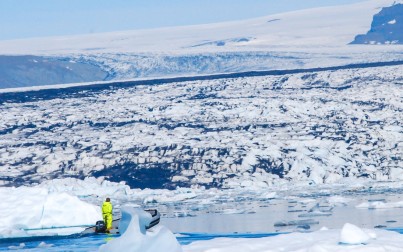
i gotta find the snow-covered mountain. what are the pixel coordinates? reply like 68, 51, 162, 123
1, 63, 402, 189
352, 3, 403, 44
0, 0, 402, 89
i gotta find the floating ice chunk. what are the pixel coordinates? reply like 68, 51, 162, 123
258, 192, 277, 199
221, 208, 246, 215
356, 200, 403, 209
143, 191, 197, 204
8, 243, 25, 250
174, 212, 196, 218
388, 19, 396, 25
339, 223, 370, 245
274, 219, 319, 227
326, 196, 352, 206
37, 242, 53, 248
298, 211, 332, 218
99, 206, 182, 252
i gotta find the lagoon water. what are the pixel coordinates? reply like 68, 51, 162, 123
161, 195, 403, 234
2, 190, 403, 251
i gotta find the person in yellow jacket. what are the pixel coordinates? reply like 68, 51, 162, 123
102, 197, 113, 232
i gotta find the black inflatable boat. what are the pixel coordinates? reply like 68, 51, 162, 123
82, 209, 161, 235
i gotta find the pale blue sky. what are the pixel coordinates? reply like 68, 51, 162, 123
0, 0, 367, 40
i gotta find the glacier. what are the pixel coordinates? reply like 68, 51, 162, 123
0, 0, 402, 88
0, 55, 108, 88
0, 64, 401, 189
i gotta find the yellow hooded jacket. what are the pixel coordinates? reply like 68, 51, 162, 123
102, 201, 113, 229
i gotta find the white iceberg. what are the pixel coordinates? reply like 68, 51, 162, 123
99, 206, 182, 252
0, 186, 101, 237
339, 223, 371, 245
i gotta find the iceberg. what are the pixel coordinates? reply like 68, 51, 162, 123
0, 187, 101, 238
339, 223, 371, 245
99, 206, 182, 252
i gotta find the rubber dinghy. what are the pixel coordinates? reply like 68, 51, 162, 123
82, 209, 161, 235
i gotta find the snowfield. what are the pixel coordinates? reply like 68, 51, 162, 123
0, 0, 400, 55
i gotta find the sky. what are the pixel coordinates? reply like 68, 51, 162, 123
0, 0, 368, 41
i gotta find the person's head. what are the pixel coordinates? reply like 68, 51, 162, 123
106, 197, 110, 202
